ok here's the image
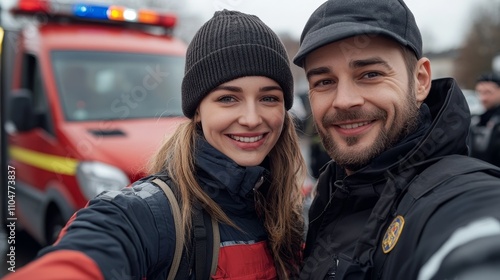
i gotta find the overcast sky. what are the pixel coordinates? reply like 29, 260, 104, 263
1, 0, 498, 52
185, 0, 498, 52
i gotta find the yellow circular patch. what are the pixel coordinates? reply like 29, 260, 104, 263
382, 215, 405, 254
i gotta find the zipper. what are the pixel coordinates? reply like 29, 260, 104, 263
309, 178, 349, 225
254, 175, 264, 190
325, 254, 339, 279
334, 180, 350, 194
247, 175, 264, 199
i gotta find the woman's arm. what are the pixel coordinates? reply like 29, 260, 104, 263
2, 182, 177, 280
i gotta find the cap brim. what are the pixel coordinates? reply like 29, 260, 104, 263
293, 22, 410, 67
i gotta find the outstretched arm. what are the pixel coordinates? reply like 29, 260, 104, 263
2, 183, 176, 280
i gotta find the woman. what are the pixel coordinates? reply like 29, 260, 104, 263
3, 10, 306, 280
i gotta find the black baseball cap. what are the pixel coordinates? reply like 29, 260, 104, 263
476, 72, 500, 87
293, 0, 423, 67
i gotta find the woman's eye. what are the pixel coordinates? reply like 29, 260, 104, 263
261, 96, 279, 102
217, 95, 236, 103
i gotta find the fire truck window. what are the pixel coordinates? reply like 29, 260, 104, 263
52, 51, 185, 121
59, 65, 96, 120
22, 54, 55, 135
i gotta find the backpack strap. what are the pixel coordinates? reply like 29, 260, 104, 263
153, 177, 220, 279
192, 203, 207, 280
192, 201, 220, 280
210, 215, 220, 276
152, 178, 183, 280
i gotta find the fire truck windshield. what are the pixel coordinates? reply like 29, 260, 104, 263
52, 51, 184, 121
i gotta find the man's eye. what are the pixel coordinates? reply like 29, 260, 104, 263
312, 79, 334, 88
364, 72, 381, 79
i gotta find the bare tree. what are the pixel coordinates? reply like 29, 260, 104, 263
454, 1, 500, 88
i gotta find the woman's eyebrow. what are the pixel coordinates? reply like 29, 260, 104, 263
212, 85, 242, 92
260, 85, 283, 92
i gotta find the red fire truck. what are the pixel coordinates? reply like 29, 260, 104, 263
4, 0, 187, 245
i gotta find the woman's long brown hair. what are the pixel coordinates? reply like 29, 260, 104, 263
148, 113, 306, 278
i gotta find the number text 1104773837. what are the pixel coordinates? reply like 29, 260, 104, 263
6, 165, 17, 272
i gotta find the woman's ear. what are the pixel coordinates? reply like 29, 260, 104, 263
194, 110, 201, 122
415, 57, 432, 105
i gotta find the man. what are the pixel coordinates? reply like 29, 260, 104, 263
469, 73, 500, 166
293, 0, 500, 279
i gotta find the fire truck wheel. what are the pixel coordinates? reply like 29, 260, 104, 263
46, 211, 65, 245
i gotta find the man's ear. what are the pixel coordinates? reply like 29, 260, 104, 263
415, 57, 432, 105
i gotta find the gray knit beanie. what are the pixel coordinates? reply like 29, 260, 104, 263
182, 10, 294, 118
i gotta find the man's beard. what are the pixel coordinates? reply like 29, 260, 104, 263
318, 87, 420, 172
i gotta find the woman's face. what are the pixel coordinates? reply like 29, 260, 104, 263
195, 76, 286, 166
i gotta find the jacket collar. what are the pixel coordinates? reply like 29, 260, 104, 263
194, 137, 268, 213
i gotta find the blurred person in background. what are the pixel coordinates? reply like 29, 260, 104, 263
293, 0, 500, 279
2, 10, 306, 280
469, 72, 500, 167
475, 72, 500, 126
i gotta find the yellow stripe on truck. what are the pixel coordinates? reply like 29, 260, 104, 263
9, 146, 78, 176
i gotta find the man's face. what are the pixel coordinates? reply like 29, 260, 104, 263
476, 81, 500, 111
304, 36, 426, 173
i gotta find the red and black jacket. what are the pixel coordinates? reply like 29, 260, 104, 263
5, 139, 278, 279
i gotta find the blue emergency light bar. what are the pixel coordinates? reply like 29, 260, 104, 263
73, 4, 108, 20
12, 0, 177, 29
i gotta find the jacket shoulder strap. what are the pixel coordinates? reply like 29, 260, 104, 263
372, 155, 500, 277
401, 155, 500, 208
152, 178, 183, 280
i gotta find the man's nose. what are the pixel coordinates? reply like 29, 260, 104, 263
332, 80, 364, 109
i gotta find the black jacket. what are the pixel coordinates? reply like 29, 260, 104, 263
36, 139, 277, 279
300, 78, 500, 280
469, 105, 500, 167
